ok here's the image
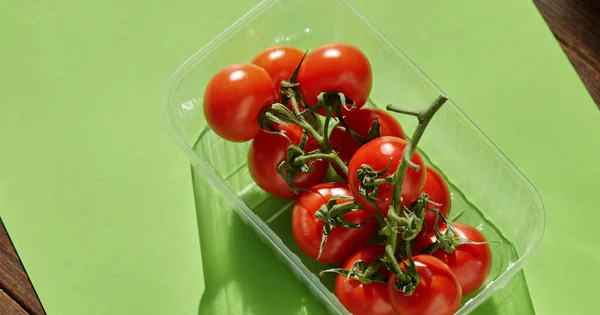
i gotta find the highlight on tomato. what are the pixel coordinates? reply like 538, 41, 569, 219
203, 63, 275, 142
297, 42, 372, 116
251, 45, 305, 99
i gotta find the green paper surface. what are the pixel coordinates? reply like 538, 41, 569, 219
0, 0, 597, 315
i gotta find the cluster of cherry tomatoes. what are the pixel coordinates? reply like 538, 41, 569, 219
203, 42, 493, 315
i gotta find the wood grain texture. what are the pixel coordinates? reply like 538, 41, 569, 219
0, 220, 45, 314
0, 289, 28, 315
0, 1, 598, 314
534, 0, 600, 107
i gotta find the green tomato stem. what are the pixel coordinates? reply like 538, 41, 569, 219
386, 94, 448, 253
322, 109, 333, 150
373, 212, 387, 227
288, 90, 324, 142
292, 152, 348, 175
383, 95, 448, 292
285, 88, 349, 177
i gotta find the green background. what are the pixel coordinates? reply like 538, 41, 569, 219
1, 0, 598, 314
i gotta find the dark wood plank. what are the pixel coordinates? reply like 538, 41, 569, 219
0, 2, 598, 315
0, 219, 45, 314
534, 0, 600, 108
0, 289, 28, 315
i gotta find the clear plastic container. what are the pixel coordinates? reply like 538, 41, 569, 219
162, 0, 546, 313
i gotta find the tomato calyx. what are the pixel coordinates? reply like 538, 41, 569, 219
296, 91, 365, 146
261, 101, 349, 176
298, 91, 355, 117
259, 103, 301, 131
382, 193, 428, 241
320, 91, 356, 113
320, 258, 388, 284
259, 94, 351, 175
258, 105, 320, 193
278, 49, 307, 110
355, 160, 394, 206
363, 115, 383, 141
353, 154, 423, 213
276, 131, 320, 192
314, 197, 370, 260
333, 112, 385, 149
419, 210, 491, 255
379, 242, 421, 296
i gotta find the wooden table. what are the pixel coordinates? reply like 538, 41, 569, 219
0, 221, 44, 314
1, 1, 598, 313
536, 0, 600, 107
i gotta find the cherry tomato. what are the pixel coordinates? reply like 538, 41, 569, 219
388, 255, 462, 315
420, 166, 452, 234
413, 222, 492, 296
203, 63, 275, 142
334, 246, 395, 315
348, 136, 427, 215
248, 123, 328, 200
251, 45, 305, 99
292, 183, 375, 264
297, 43, 372, 116
329, 108, 406, 180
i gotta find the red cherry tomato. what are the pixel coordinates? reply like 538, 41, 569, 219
292, 183, 375, 264
334, 246, 395, 315
248, 123, 328, 200
348, 136, 426, 215
329, 108, 406, 180
420, 166, 452, 234
413, 222, 492, 296
388, 255, 462, 315
203, 63, 275, 142
297, 43, 372, 116
251, 45, 305, 99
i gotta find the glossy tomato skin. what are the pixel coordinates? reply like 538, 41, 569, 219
420, 166, 452, 234
388, 255, 462, 315
414, 222, 492, 296
292, 183, 375, 264
329, 108, 406, 180
348, 136, 427, 215
297, 43, 372, 116
335, 246, 395, 315
251, 45, 305, 99
203, 63, 275, 142
248, 123, 328, 200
